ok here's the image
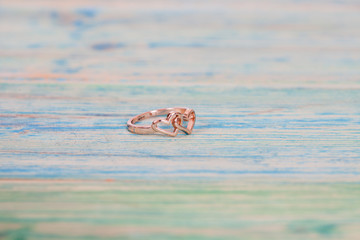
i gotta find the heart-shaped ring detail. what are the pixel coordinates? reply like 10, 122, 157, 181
173, 108, 196, 135
128, 108, 196, 137
151, 112, 183, 137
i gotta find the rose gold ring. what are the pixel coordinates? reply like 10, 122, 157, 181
127, 107, 196, 137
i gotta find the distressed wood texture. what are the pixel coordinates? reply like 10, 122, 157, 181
0, 0, 360, 239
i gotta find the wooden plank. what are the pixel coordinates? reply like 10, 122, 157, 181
0, 179, 360, 240
0, 82, 359, 178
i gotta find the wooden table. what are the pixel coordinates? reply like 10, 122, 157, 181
1, 1, 359, 239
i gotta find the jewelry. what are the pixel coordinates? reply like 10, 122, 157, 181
127, 107, 196, 137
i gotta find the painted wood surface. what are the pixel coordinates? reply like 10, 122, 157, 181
0, 178, 359, 240
0, 0, 359, 239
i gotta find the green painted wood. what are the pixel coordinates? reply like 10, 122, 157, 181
0, 0, 360, 239
0, 179, 360, 240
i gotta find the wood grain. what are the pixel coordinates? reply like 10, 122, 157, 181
1, 179, 360, 240
0, 0, 360, 239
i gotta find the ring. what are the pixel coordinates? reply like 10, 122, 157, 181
127, 107, 196, 137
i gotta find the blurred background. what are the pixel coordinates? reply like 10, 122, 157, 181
1, 0, 359, 87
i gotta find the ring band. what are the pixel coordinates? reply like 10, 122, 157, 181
127, 107, 196, 137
